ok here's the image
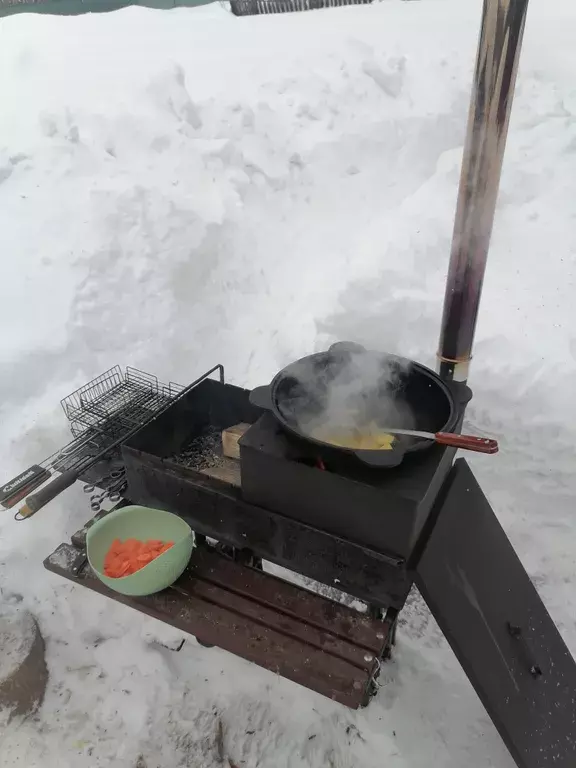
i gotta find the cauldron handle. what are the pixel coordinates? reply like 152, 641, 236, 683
249, 386, 274, 411
328, 341, 367, 357
353, 448, 406, 468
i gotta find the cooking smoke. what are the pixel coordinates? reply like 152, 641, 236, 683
286, 346, 415, 449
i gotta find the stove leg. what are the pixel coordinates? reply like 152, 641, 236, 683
381, 607, 399, 661
212, 542, 262, 569
367, 605, 382, 621
382, 623, 398, 661
234, 547, 263, 570
390, 620, 398, 647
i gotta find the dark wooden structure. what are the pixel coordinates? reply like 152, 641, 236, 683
45, 532, 396, 709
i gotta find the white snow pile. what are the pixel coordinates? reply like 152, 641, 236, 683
0, 607, 36, 682
1, 0, 576, 766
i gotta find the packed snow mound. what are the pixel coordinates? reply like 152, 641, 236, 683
1, 1, 576, 766
0, 606, 36, 681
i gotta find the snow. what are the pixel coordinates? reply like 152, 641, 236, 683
0, 606, 37, 682
45, 544, 81, 571
1, 0, 576, 765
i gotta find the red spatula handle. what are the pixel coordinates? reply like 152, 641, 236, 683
434, 432, 499, 454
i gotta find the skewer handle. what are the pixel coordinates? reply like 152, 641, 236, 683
0, 465, 49, 505
19, 469, 80, 517
435, 432, 499, 454
1, 470, 52, 509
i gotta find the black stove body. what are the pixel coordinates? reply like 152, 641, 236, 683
123, 377, 413, 609
240, 412, 456, 561
122, 369, 576, 768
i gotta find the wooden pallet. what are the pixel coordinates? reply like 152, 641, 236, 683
44, 539, 395, 708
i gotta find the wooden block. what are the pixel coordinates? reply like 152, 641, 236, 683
222, 423, 251, 460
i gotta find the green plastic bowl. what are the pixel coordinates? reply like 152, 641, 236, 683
86, 505, 194, 596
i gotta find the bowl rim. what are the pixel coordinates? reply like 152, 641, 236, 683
86, 505, 194, 582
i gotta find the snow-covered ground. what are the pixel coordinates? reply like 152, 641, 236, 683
1, 0, 576, 765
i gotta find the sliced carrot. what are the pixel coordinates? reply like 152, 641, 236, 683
107, 542, 122, 562
103, 537, 176, 578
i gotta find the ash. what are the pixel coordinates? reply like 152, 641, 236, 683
169, 428, 223, 471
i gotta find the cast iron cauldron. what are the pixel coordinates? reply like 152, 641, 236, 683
249, 342, 464, 468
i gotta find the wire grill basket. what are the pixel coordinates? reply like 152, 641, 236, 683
61, 366, 183, 436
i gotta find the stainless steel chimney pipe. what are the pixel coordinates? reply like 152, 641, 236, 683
437, 0, 530, 382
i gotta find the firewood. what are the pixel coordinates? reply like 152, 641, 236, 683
221, 423, 251, 460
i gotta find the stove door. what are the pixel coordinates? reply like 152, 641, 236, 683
415, 458, 576, 768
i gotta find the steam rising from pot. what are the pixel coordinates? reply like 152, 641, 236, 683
282, 345, 415, 450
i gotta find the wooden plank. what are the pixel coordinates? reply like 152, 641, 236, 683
44, 543, 389, 708
188, 547, 385, 652
182, 578, 372, 668
221, 423, 250, 460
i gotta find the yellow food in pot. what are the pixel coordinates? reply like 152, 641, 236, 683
310, 429, 396, 451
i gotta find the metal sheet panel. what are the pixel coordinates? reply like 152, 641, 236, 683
416, 459, 576, 768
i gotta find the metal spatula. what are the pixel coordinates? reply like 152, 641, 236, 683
383, 429, 499, 454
